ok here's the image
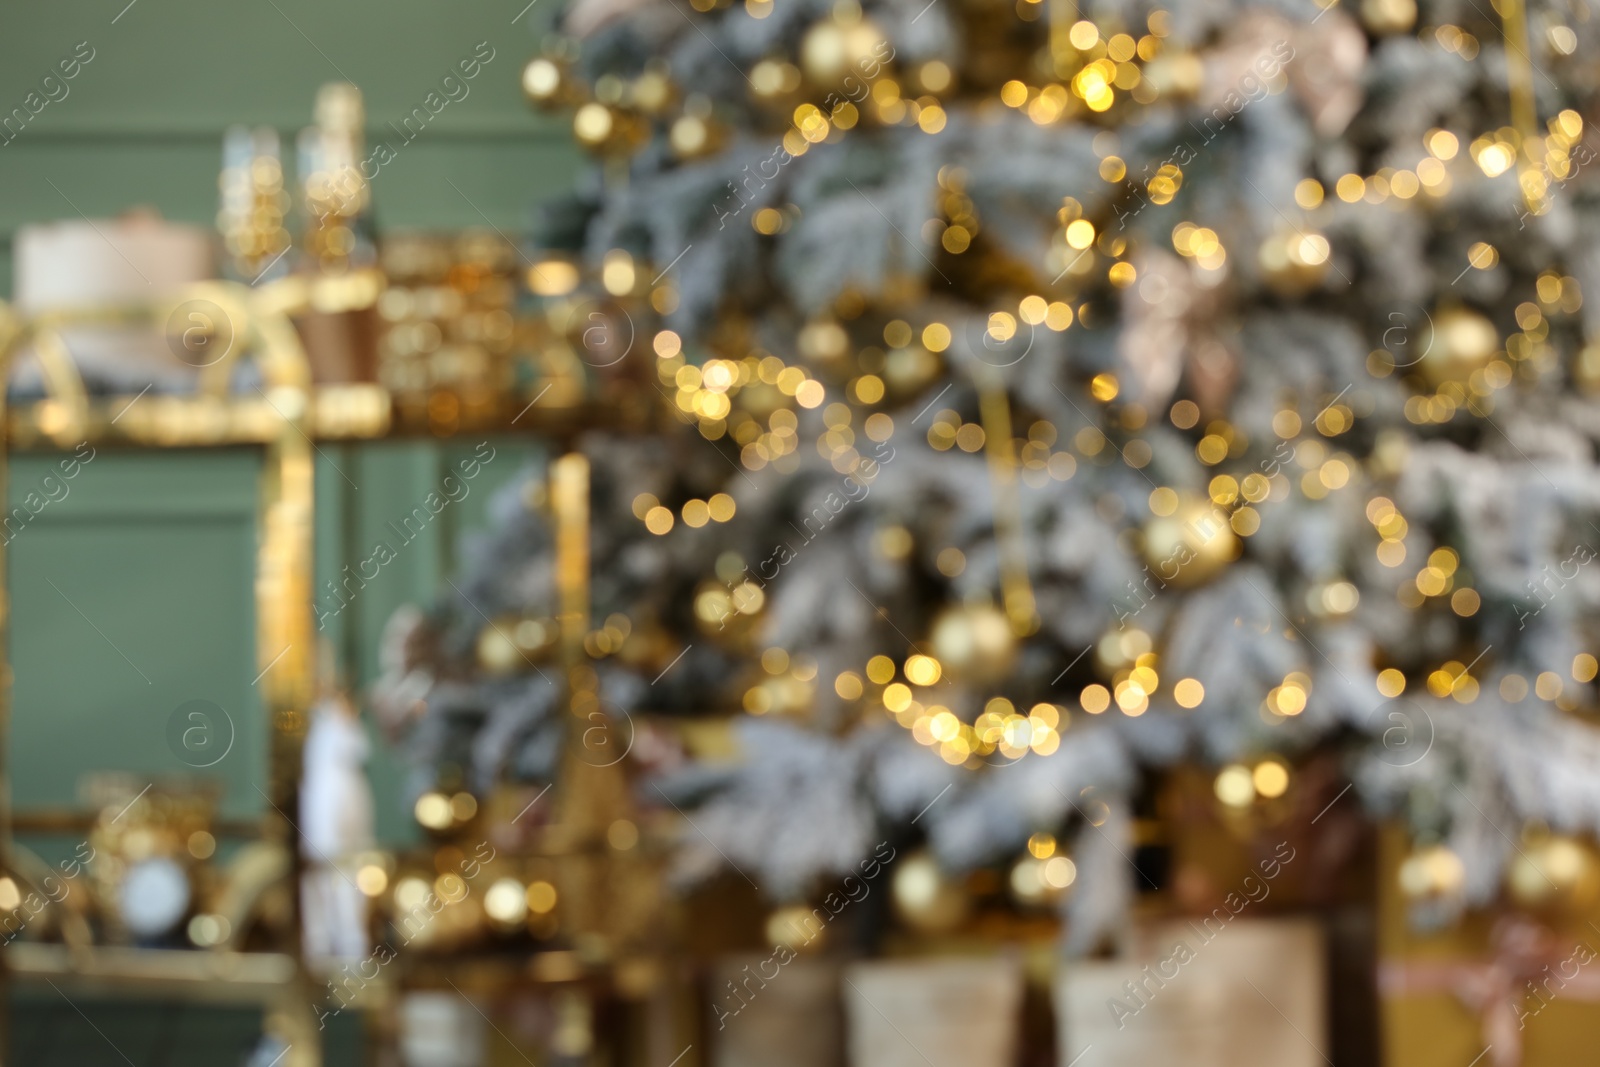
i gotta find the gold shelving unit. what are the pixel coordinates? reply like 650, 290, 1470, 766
0, 278, 661, 1066
0, 279, 335, 1065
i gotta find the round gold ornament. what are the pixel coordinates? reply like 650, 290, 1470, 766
631, 65, 676, 116
766, 903, 826, 951
883, 345, 941, 396
477, 618, 522, 674
669, 114, 721, 160
1142, 497, 1239, 587
1139, 53, 1204, 101
522, 57, 572, 109
1009, 853, 1077, 907
1258, 230, 1331, 296
1506, 834, 1600, 914
1397, 843, 1465, 903
1576, 339, 1600, 395
891, 850, 969, 934
929, 602, 1017, 684
1360, 0, 1417, 35
1418, 306, 1498, 387
750, 59, 804, 110
572, 102, 643, 155
799, 11, 889, 93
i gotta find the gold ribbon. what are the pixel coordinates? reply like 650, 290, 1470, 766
978, 381, 1039, 635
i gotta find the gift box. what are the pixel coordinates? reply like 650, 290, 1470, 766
712, 953, 841, 1067
1056, 917, 1326, 1066
843, 956, 1023, 1067
1377, 825, 1600, 1067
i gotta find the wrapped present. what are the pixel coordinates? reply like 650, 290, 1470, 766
843, 956, 1023, 1067
1377, 826, 1600, 1067
1056, 917, 1326, 1066
712, 953, 841, 1067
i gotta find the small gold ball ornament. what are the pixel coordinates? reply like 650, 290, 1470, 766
1397, 843, 1465, 902
799, 10, 889, 93
929, 602, 1017, 683
477, 619, 523, 675
883, 345, 942, 396
1142, 497, 1239, 587
1506, 834, 1600, 914
891, 850, 969, 934
1139, 53, 1204, 100
1258, 230, 1331, 296
1360, 0, 1417, 35
522, 58, 570, 109
572, 102, 643, 155
1576, 339, 1600, 395
1418, 306, 1499, 386
766, 903, 826, 951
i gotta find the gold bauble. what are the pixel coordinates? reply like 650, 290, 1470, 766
891, 851, 968, 934
766, 903, 826, 952
750, 59, 804, 108
1419, 306, 1498, 386
1397, 843, 1465, 902
522, 57, 570, 109
1258, 230, 1330, 297
1139, 53, 1204, 100
1009, 853, 1077, 908
477, 619, 523, 674
631, 66, 676, 116
572, 102, 643, 155
1361, 0, 1417, 35
1576, 339, 1600, 395
1142, 498, 1238, 587
798, 319, 851, 364
1506, 834, 1600, 914
799, 12, 889, 92
883, 345, 941, 396
929, 602, 1017, 683
668, 114, 720, 160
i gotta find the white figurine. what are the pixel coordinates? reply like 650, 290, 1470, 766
299, 691, 374, 965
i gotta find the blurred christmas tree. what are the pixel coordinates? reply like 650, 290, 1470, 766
384, 0, 1600, 946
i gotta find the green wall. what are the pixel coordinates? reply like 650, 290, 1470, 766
9, 448, 264, 820
0, 0, 585, 295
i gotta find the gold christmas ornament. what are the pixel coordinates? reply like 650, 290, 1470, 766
1258, 230, 1331, 296
477, 619, 523, 674
1506, 834, 1600, 914
572, 102, 643, 155
929, 602, 1017, 683
1397, 843, 1465, 902
669, 114, 720, 160
1142, 497, 1239, 587
1360, 0, 1417, 35
1418, 306, 1499, 386
1009, 853, 1077, 907
766, 903, 826, 951
1576, 339, 1600, 395
799, 10, 890, 93
883, 345, 941, 396
891, 850, 969, 934
631, 65, 676, 116
522, 57, 573, 109
750, 58, 804, 107
1140, 53, 1204, 100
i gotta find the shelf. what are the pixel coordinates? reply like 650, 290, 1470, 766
8, 943, 299, 1005
3, 385, 603, 449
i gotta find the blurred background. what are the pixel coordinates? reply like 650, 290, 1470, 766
6, 0, 1600, 1065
